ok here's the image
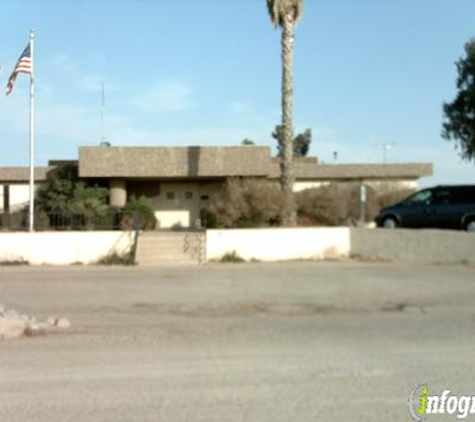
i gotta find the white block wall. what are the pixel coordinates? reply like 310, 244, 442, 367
0, 231, 134, 265
206, 228, 351, 262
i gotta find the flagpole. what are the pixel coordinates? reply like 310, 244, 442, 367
28, 29, 35, 232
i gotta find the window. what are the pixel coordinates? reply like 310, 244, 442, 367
200, 195, 210, 201
451, 187, 475, 204
432, 189, 451, 205
166, 192, 175, 200
407, 189, 432, 205
185, 192, 193, 200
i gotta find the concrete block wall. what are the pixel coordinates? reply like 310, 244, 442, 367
350, 228, 475, 264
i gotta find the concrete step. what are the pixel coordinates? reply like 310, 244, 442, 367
139, 237, 184, 242
138, 255, 198, 262
136, 252, 193, 260
135, 232, 204, 265
138, 243, 193, 248
139, 260, 199, 267
141, 231, 202, 236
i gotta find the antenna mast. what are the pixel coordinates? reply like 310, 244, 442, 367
101, 82, 106, 145
378, 143, 397, 163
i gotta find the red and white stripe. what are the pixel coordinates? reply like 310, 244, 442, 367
14, 57, 32, 75
6, 44, 32, 95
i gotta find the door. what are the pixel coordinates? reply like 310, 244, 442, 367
398, 189, 434, 228
428, 188, 457, 229
430, 187, 475, 229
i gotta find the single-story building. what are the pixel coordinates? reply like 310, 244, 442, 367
0, 145, 433, 228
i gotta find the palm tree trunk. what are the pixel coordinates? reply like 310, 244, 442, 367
280, 12, 296, 226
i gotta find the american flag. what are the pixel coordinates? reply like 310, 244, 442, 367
6, 43, 32, 95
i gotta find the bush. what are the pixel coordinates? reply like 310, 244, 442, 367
0, 258, 29, 266
296, 185, 346, 226
97, 253, 135, 266
122, 196, 157, 230
209, 178, 284, 228
200, 208, 218, 228
0, 209, 26, 230
36, 163, 109, 217
34, 209, 51, 230
34, 163, 111, 230
0, 208, 50, 231
220, 251, 246, 263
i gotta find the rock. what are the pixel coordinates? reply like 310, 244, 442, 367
20, 314, 32, 323
25, 322, 50, 337
56, 318, 71, 329
4, 309, 20, 319
46, 316, 57, 326
0, 305, 70, 339
0, 318, 28, 340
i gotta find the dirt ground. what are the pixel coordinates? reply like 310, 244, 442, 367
1, 261, 475, 421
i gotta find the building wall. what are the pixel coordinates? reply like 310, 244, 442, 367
364, 179, 417, 192
127, 180, 222, 229
293, 179, 417, 194
155, 182, 200, 228
0, 184, 37, 212
293, 181, 330, 192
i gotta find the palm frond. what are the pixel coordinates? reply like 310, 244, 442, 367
267, 0, 304, 27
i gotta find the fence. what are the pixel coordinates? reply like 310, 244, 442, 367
0, 210, 135, 232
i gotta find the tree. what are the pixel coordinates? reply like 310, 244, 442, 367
241, 138, 256, 145
442, 39, 475, 162
273, 125, 312, 157
266, 0, 304, 226
35, 164, 109, 217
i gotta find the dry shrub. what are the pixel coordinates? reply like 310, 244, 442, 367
296, 183, 415, 226
296, 185, 346, 226
209, 178, 284, 228
207, 179, 415, 228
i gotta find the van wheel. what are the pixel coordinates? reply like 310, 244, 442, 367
465, 220, 475, 232
382, 216, 399, 229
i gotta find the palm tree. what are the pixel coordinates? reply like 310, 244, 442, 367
266, 0, 304, 226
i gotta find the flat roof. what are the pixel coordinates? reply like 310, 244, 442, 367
0, 146, 433, 182
0, 167, 51, 183
269, 162, 433, 180
79, 146, 272, 178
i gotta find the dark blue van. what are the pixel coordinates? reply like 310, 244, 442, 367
375, 185, 475, 231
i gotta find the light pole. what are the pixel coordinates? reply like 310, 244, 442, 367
379, 143, 397, 163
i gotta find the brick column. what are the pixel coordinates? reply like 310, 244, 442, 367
3, 185, 10, 212
110, 179, 127, 207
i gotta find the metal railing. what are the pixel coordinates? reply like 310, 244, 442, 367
0, 210, 135, 232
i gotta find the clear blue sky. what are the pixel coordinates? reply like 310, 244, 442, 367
0, 0, 474, 187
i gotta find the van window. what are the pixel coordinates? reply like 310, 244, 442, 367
451, 187, 475, 204
407, 189, 432, 205
432, 189, 451, 205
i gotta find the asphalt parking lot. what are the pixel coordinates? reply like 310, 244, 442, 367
1, 261, 474, 421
